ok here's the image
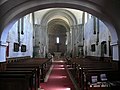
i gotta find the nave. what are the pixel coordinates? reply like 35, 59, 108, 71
40, 59, 75, 90
0, 56, 120, 90
0, 57, 76, 90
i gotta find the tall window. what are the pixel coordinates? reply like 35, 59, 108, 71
56, 37, 59, 44
21, 17, 24, 34
18, 20, 20, 44
93, 16, 96, 34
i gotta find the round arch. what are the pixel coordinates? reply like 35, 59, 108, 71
0, 0, 119, 61
48, 19, 68, 53
47, 18, 70, 32
40, 8, 77, 54
40, 8, 78, 26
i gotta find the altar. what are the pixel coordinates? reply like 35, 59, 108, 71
54, 52, 62, 59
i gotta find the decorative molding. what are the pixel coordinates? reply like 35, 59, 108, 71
111, 41, 120, 46
0, 41, 7, 46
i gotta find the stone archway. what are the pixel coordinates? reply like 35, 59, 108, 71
40, 8, 78, 57
0, 0, 119, 61
48, 19, 68, 54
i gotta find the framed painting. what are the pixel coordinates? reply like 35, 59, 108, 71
21, 45, 26, 52
13, 43, 19, 52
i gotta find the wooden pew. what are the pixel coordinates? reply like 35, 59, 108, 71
66, 57, 119, 90
7, 58, 52, 85
5, 68, 38, 90
7, 63, 41, 87
0, 73, 33, 90
78, 63, 119, 90
0, 58, 52, 90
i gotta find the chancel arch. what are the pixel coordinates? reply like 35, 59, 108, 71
47, 19, 68, 56
39, 8, 78, 58
0, 0, 119, 61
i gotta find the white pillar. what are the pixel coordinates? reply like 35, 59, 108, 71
0, 41, 7, 62
71, 25, 75, 57
111, 42, 119, 61
41, 25, 47, 58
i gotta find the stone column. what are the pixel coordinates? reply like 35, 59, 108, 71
111, 41, 120, 71
72, 25, 80, 57
111, 42, 119, 61
75, 25, 79, 56
0, 41, 7, 62
71, 25, 75, 57
66, 32, 70, 55
41, 25, 48, 58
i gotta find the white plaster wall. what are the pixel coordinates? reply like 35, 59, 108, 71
84, 16, 111, 57
34, 9, 50, 24
7, 14, 33, 58
65, 8, 83, 24
99, 20, 111, 57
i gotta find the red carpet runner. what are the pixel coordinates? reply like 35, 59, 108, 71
40, 60, 75, 90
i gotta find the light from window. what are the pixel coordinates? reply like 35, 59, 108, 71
56, 37, 59, 43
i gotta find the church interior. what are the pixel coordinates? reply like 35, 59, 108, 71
0, 0, 120, 90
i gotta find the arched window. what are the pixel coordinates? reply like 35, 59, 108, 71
93, 16, 97, 34
56, 37, 59, 44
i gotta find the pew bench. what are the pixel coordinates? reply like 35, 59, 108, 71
0, 73, 33, 90
83, 69, 120, 90
65, 57, 119, 90
7, 58, 52, 83
5, 67, 38, 90
7, 63, 42, 87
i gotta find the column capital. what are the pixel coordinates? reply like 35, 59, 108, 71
110, 40, 120, 46
0, 41, 8, 47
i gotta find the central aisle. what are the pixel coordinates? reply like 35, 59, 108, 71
40, 59, 75, 90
